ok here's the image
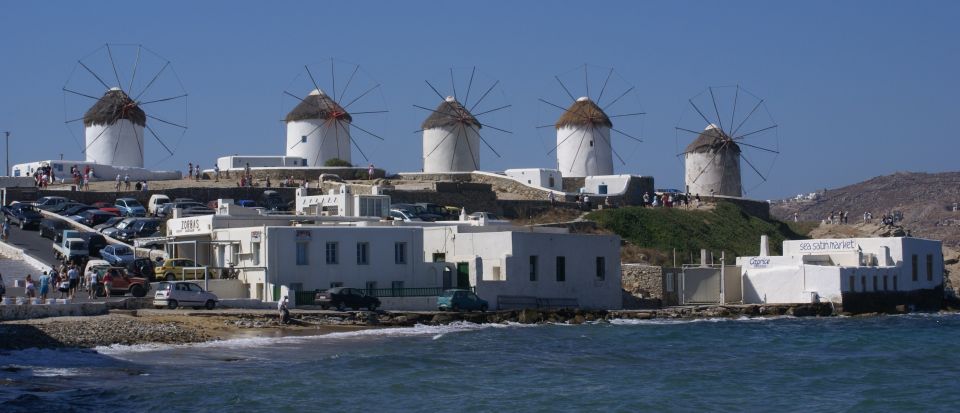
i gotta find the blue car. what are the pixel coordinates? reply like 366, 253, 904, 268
437, 289, 489, 312
100, 244, 136, 266
115, 198, 147, 217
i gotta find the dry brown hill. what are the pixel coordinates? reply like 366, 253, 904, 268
771, 171, 960, 248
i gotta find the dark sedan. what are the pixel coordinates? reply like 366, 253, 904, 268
80, 209, 118, 227
59, 204, 96, 217
39, 218, 69, 241
314, 287, 380, 311
116, 219, 161, 242
3, 204, 43, 229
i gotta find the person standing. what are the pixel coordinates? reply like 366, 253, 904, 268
368, 164, 375, 179
123, 174, 131, 190
38, 271, 51, 302
278, 296, 290, 324
102, 270, 114, 298
213, 164, 220, 182
24, 274, 36, 303
195, 164, 201, 181
187, 162, 193, 179
115, 174, 122, 191
794, 212, 799, 222
67, 265, 80, 299
87, 267, 99, 299
548, 191, 555, 205
2, 219, 10, 242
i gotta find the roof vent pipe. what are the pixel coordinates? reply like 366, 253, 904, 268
760, 235, 769, 257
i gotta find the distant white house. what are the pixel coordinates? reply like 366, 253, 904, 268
216, 155, 307, 170
504, 168, 562, 191
737, 236, 943, 311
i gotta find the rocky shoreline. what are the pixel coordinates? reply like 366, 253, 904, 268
2, 303, 952, 351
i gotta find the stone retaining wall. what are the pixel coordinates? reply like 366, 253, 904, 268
0, 302, 109, 320
621, 264, 664, 309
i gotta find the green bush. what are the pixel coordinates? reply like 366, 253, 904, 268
587, 202, 810, 265
324, 158, 352, 167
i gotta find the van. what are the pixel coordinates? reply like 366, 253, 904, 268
148, 194, 171, 216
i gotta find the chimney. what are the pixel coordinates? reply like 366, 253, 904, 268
700, 249, 708, 267
760, 235, 769, 257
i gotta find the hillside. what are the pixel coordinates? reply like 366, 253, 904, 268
771, 171, 960, 248
587, 202, 811, 266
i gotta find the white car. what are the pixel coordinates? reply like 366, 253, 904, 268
389, 209, 422, 222
154, 281, 219, 310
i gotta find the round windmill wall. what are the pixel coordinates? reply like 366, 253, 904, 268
556, 125, 613, 177
286, 119, 352, 167
84, 120, 145, 168
684, 149, 742, 197
422, 125, 480, 173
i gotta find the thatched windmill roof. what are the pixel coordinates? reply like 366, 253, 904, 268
83, 88, 146, 127
685, 124, 741, 154
555, 97, 612, 129
285, 89, 352, 123
421, 97, 481, 130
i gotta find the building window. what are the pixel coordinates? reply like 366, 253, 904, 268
325, 242, 338, 264
893, 276, 898, 291
357, 242, 369, 265
872, 276, 877, 291
529, 255, 538, 281
912, 254, 918, 281
926, 254, 933, 281
365, 281, 377, 294
596, 257, 606, 280
883, 275, 888, 291
861, 276, 866, 292
395, 242, 407, 264
301, 135, 307, 143
849, 275, 855, 292
433, 253, 446, 262
330, 281, 343, 289
491, 266, 502, 281
296, 242, 309, 265
556, 256, 566, 282
251, 241, 260, 266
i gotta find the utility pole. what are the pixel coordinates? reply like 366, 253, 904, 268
2, 131, 9, 176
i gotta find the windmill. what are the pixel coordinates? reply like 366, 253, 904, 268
62, 44, 188, 168
538, 64, 645, 178
675, 85, 779, 197
414, 67, 511, 173
283, 59, 388, 167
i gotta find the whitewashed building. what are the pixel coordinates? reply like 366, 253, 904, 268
286, 89, 353, 166
422, 96, 482, 173
684, 124, 742, 197
737, 236, 944, 312
504, 168, 562, 191
162, 205, 622, 310
555, 97, 613, 178
216, 155, 307, 170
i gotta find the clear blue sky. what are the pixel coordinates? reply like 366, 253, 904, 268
1, 1, 957, 199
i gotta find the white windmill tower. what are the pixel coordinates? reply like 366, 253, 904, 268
415, 67, 510, 173
676, 85, 779, 197
283, 60, 388, 168
83, 88, 147, 167
64, 44, 188, 169
285, 88, 353, 166
539, 64, 644, 178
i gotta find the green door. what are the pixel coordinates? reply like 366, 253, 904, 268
456, 262, 470, 289
273, 284, 281, 301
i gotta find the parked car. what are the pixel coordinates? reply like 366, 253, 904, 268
79, 209, 118, 227
93, 216, 125, 232
55, 203, 90, 215
53, 236, 89, 263
235, 199, 256, 207
126, 258, 157, 281
100, 244, 136, 266
64, 214, 85, 223
389, 209, 423, 222
392, 203, 442, 222
3, 203, 43, 229
39, 218, 69, 240
33, 196, 70, 211
147, 194, 171, 216
437, 289, 488, 312
158, 201, 212, 218
115, 219, 161, 242
415, 203, 452, 220
155, 258, 201, 281
153, 281, 218, 310
262, 190, 290, 212
91, 201, 122, 216
468, 211, 502, 221
74, 232, 108, 258
115, 198, 147, 217
314, 287, 381, 311
102, 218, 136, 238
84, 259, 150, 297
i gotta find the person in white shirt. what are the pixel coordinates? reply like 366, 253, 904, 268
278, 296, 290, 323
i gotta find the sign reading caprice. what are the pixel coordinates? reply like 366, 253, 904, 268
798, 239, 858, 252
748, 257, 771, 268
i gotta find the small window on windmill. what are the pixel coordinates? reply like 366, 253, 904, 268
589, 140, 594, 147
301, 135, 307, 143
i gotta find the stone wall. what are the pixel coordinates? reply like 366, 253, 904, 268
621, 264, 664, 309
212, 167, 385, 182
382, 189, 500, 214
30, 187, 300, 206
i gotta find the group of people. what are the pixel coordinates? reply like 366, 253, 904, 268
826, 210, 850, 225
32, 164, 56, 188
70, 164, 93, 191
3, 263, 118, 304
114, 174, 149, 192
642, 192, 700, 209
186, 162, 204, 181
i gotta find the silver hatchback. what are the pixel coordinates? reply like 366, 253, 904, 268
154, 281, 219, 310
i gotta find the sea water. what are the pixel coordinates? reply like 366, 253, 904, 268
2, 314, 960, 412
